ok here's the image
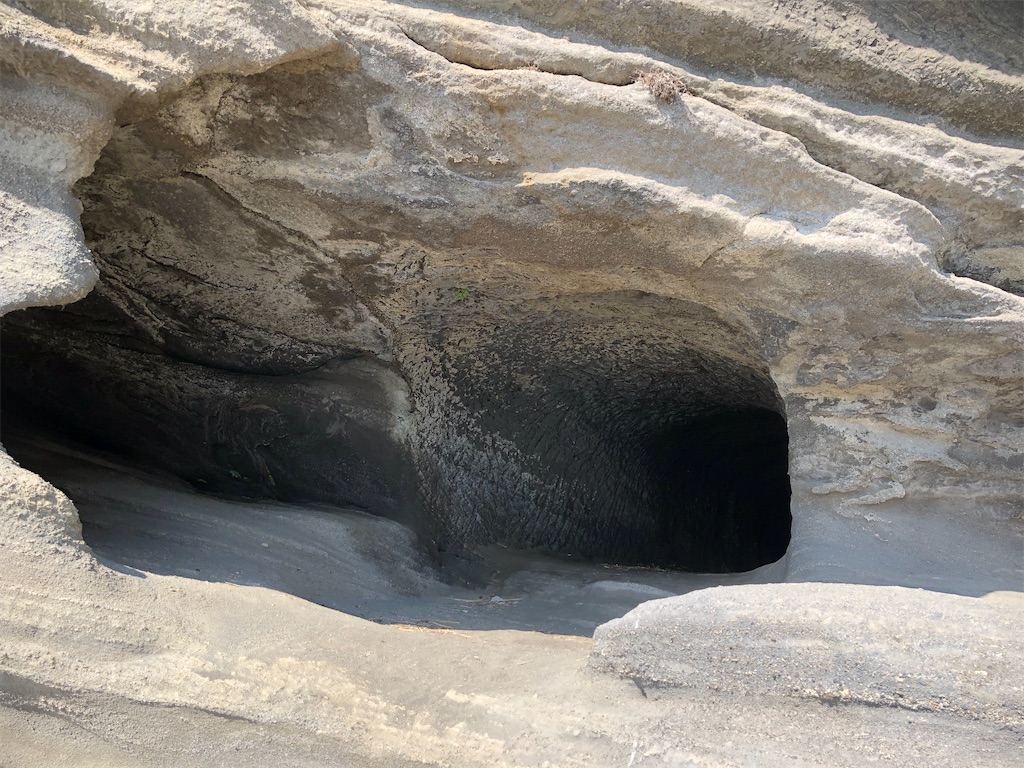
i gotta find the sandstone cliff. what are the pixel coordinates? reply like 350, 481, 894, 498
0, 2, 1021, 765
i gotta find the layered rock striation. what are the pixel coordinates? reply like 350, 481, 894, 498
5, 0, 1021, 572
0, 1, 1021, 765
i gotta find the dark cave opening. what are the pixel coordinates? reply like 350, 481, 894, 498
642, 408, 791, 572
1, 56, 793, 579
428, 296, 794, 575
1, 297, 794, 577
0, 70, 793, 578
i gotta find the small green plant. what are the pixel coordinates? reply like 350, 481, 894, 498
229, 469, 242, 479
453, 286, 470, 300
635, 69, 690, 102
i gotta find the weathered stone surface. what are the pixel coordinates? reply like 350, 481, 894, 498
0, 1, 1022, 765
5, 0, 1021, 571
591, 583, 1024, 727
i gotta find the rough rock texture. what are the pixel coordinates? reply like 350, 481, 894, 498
592, 584, 1024, 727
5, 0, 1022, 572
0, 1, 1022, 765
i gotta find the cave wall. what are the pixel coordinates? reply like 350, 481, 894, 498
0, 4, 1022, 763
1, 0, 1022, 577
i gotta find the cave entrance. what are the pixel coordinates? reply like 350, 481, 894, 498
426, 291, 793, 575
642, 408, 791, 572
0, 297, 792, 577
0, 56, 791, 577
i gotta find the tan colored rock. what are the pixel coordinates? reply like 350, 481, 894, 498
0, 1, 1022, 765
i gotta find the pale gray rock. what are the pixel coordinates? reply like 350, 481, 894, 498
0, 1, 1022, 766
591, 583, 1024, 727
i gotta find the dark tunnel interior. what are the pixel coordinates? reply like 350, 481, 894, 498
643, 408, 791, 571
417, 292, 794, 574
1, 297, 793, 576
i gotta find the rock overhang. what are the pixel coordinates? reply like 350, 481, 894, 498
2, 90, 800, 568
2, 0, 1022, 575
0, 4, 1022, 763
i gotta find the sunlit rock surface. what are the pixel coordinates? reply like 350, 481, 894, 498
0, 1, 1021, 765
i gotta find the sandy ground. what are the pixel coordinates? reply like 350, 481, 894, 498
4, 662, 1022, 768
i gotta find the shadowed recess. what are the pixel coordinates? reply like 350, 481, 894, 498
0, 57, 792, 575
1, 297, 792, 575
410, 293, 793, 573
645, 408, 791, 571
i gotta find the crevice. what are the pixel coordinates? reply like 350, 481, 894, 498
178, 170, 341, 269
697, 233, 747, 269
116, 243, 238, 292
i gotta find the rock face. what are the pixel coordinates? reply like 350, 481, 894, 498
591, 583, 1024, 727
4, 0, 1021, 574
0, 1, 1022, 765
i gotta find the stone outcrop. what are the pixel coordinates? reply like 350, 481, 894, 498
5, 0, 1022, 570
592, 583, 1024, 726
0, 1, 1021, 765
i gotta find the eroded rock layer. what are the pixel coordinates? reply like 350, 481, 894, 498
0, 2, 1022, 764
3, 38, 806, 571
4, 2, 1020, 578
